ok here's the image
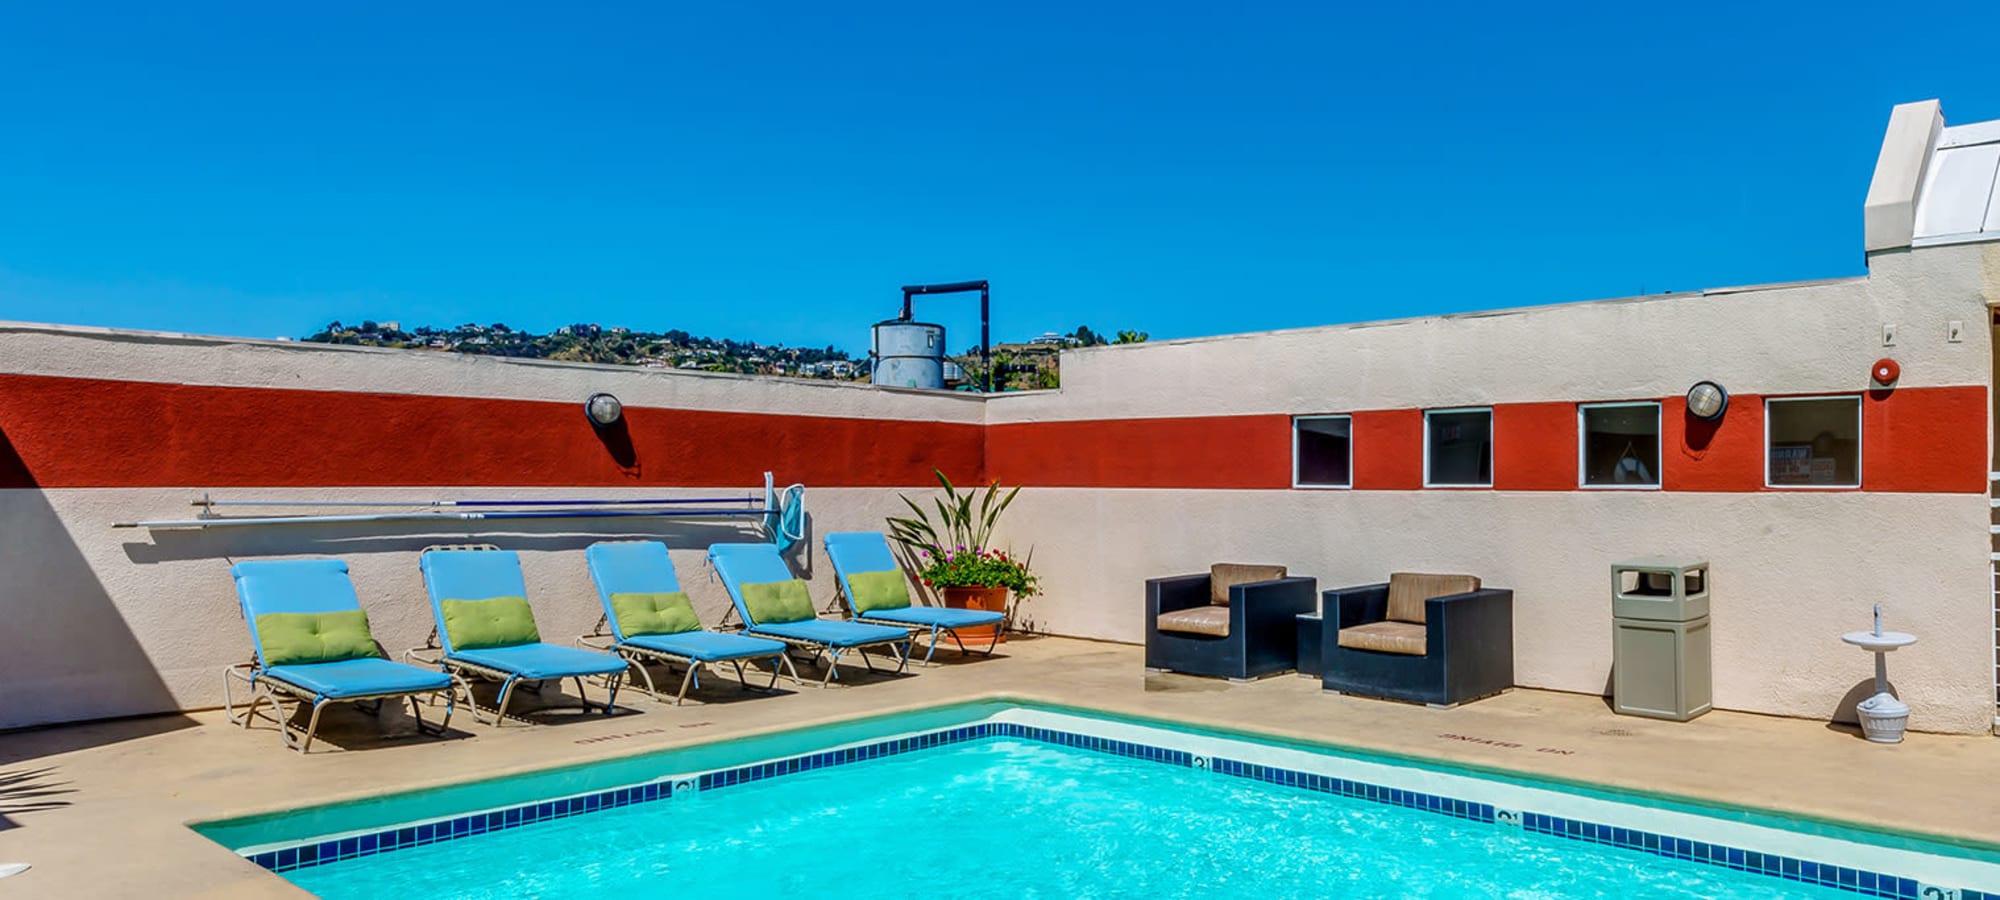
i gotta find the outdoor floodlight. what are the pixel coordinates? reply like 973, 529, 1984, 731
585, 392, 624, 427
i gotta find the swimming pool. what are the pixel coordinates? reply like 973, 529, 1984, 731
196, 701, 2000, 898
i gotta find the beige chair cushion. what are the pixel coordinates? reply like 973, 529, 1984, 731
1386, 573, 1480, 624
1155, 606, 1230, 637
1337, 620, 1427, 655
1209, 564, 1287, 606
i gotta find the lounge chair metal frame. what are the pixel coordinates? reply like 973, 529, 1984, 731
221, 659, 460, 753
819, 531, 1004, 667
713, 602, 912, 687
823, 582, 999, 666
706, 550, 914, 687
408, 544, 624, 725
783, 637, 911, 688
400, 640, 621, 725
577, 617, 803, 705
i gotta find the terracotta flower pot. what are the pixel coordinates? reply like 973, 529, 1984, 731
939, 585, 1010, 643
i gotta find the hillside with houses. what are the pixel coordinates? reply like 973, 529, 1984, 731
301, 320, 1146, 389
303, 320, 862, 380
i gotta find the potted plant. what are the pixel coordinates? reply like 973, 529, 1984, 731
886, 470, 1039, 642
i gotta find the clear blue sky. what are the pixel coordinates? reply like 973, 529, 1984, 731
3, 3, 1997, 354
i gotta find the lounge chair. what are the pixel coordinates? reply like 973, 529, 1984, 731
581, 541, 800, 704
1145, 563, 1319, 681
823, 531, 1004, 665
1316, 572, 1514, 707
412, 548, 628, 723
225, 559, 457, 752
706, 542, 913, 686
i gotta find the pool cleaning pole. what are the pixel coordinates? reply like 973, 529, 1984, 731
118, 508, 777, 529
189, 496, 759, 510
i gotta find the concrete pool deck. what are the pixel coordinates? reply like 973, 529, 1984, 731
0, 636, 1996, 898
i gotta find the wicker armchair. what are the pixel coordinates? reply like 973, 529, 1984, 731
1315, 572, 1513, 707
1145, 564, 1317, 681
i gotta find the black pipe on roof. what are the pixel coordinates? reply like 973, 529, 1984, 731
898, 280, 991, 392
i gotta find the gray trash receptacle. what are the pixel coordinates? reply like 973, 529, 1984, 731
1611, 558, 1712, 721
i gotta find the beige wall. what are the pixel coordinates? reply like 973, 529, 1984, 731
1000, 489, 1993, 733
0, 328, 971, 730
989, 244, 1994, 425
0, 486, 914, 729
990, 241, 2000, 733
0, 322, 987, 424
2, 242, 1996, 733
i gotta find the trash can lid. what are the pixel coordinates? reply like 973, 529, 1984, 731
1613, 556, 1708, 570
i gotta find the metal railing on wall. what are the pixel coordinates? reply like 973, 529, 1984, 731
112, 472, 808, 550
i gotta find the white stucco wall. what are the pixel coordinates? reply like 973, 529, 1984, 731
0, 485, 917, 729
0, 322, 987, 424
2, 242, 1996, 733
0, 329, 973, 730
998, 489, 1992, 732
989, 241, 2000, 734
989, 245, 1994, 425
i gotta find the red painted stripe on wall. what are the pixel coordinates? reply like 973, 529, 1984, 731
1351, 409, 1423, 490
1657, 387, 1990, 493
0, 374, 985, 489
1661, 394, 1765, 492
1863, 386, 1989, 493
0, 374, 1983, 493
987, 388, 1987, 494
1494, 403, 1578, 491
983, 415, 1290, 489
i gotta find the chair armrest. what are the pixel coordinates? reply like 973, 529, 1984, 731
1425, 588, 1514, 655
1232, 577, 1319, 631
1326, 583, 1390, 630
1146, 574, 1212, 618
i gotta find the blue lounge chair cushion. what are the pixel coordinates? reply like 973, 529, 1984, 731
860, 606, 1005, 629
751, 620, 911, 648
263, 657, 453, 701
621, 631, 788, 662
448, 643, 629, 680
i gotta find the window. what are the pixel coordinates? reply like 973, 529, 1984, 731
1293, 415, 1352, 488
1765, 396, 1861, 488
1424, 408, 1492, 487
1579, 402, 1661, 488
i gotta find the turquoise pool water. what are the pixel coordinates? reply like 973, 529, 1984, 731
283, 738, 1846, 899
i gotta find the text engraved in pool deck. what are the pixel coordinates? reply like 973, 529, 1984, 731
574, 727, 667, 745
1437, 733, 1576, 755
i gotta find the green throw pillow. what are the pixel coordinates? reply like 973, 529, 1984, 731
441, 596, 541, 650
847, 570, 912, 613
255, 610, 379, 666
740, 579, 815, 624
610, 591, 701, 636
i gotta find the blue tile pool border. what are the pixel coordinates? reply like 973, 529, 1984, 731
247, 779, 671, 874
243, 720, 1987, 898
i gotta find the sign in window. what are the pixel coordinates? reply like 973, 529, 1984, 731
1765, 396, 1861, 488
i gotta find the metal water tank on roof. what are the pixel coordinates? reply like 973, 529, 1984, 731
871, 319, 946, 390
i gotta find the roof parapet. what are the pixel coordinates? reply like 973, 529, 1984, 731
1862, 100, 1945, 253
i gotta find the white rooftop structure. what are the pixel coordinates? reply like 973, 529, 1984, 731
1864, 99, 2000, 251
